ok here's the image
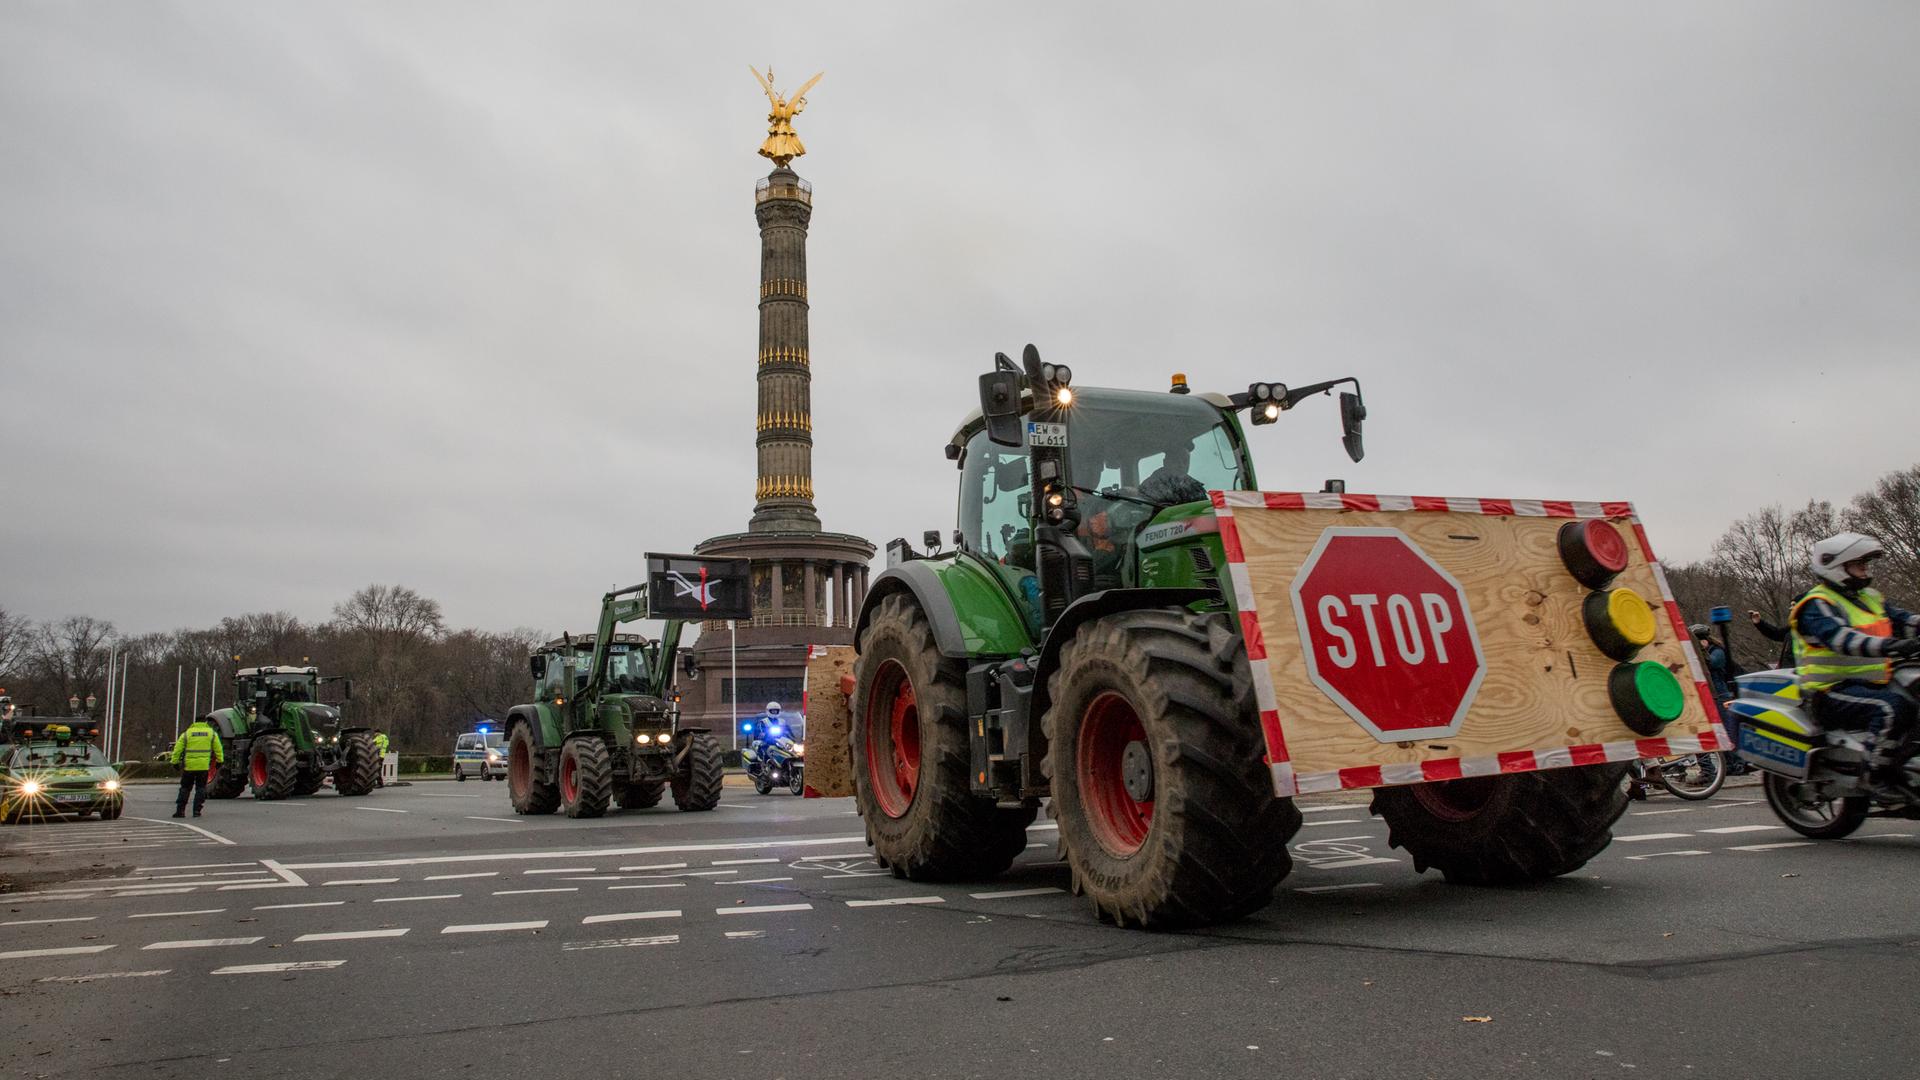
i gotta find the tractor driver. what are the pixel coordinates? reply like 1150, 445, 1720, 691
1792, 533, 1920, 798
1140, 441, 1207, 506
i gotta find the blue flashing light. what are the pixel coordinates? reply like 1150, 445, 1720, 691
742, 722, 754, 732
477, 725, 490, 734
768, 724, 783, 737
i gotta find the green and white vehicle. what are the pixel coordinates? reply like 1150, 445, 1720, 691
2, 717, 124, 823
206, 665, 379, 800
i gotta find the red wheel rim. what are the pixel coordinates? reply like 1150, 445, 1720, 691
559, 749, 578, 803
864, 659, 921, 819
1410, 776, 1497, 823
509, 734, 531, 797
249, 748, 268, 788
1076, 692, 1153, 857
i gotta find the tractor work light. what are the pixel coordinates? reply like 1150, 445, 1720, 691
1169, 373, 1190, 395
636, 733, 653, 745
1583, 588, 1658, 661
1557, 520, 1630, 589
1055, 386, 1074, 405
1608, 660, 1686, 735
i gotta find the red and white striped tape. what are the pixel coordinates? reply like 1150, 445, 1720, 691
1207, 491, 1730, 798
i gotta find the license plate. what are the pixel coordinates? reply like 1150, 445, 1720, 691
54, 793, 93, 804
1026, 421, 1067, 448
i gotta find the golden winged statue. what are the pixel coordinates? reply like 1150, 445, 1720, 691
750, 66, 823, 167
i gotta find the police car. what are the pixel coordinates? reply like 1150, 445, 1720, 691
2, 717, 124, 823
454, 726, 507, 781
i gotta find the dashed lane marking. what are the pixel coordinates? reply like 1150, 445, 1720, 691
1303, 819, 1364, 826
712, 858, 780, 866
1299, 804, 1366, 814
442, 921, 548, 934
724, 930, 766, 940
128, 909, 227, 920
324, 878, 400, 887
142, 937, 263, 950
970, 888, 1063, 900
137, 862, 255, 872
0, 945, 116, 960
722, 877, 794, 885
563, 935, 678, 951
214, 961, 345, 975
38, 969, 170, 983
280, 833, 874, 871
296, 929, 409, 942
1296, 883, 1383, 894
425, 872, 498, 881
846, 896, 944, 907
1624, 850, 1711, 860
1699, 825, 1786, 835
0, 916, 97, 927
466, 817, 526, 824
374, 894, 462, 904
618, 863, 688, 871
524, 867, 595, 875
581, 910, 682, 925
494, 888, 577, 896
254, 902, 345, 911
111, 886, 198, 896
219, 882, 301, 892
609, 883, 686, 891
1632, 808, 1696, 816
355, 807, 410, 814
716, 903, 811, 916
1614, 833, 1693, 843
1730, 842, 1816, 851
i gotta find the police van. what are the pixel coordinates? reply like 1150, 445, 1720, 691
453, 727, 507, 781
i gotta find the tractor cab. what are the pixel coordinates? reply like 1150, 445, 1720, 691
236, 666, 320, 722
530, 635, 655, 701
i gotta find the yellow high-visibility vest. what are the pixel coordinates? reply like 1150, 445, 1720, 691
1792, 584, 1893, 692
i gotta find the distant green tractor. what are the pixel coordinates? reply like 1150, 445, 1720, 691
206, 666, 378, 800
505, 556, 749, 818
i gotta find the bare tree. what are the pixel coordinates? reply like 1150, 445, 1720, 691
1710, 500, 1837, 621
0, 605, 31, 686
331, 585, 444, 647
26, 615, 117, 711
1845, 465, 1920, 608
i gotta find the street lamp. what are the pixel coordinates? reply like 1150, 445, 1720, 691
85, 694, 97, 713
68, 695, 81, 715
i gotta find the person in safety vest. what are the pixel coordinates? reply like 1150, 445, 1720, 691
1791, 533, 1920, 798
373, 730, 390, 757
170, 714, 226, 818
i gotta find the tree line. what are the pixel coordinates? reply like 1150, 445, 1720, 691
1666, 465, 1919, 671
0, 585, 542, 759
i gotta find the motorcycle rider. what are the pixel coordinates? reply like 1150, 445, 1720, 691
1791, 533, 1920, 798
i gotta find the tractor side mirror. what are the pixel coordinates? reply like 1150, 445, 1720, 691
1339, 391, 1367, 463
529, 655, 547, 680
979, 371, 1024, 448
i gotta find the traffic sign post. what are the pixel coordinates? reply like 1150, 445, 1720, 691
1288, 527, 1486, 742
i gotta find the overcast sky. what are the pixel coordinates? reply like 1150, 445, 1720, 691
4, 1, 1917, 638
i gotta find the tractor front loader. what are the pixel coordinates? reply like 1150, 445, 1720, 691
846, 346, 1722, 929
206, 666, 378, 800
504, 554, 751, 819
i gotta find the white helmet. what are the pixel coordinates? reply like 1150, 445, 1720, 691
765, 702, 781, 715
1810, 532, 1884, 587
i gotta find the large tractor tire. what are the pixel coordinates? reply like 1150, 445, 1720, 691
208, 761, 248, 799
292, 769, 325, 797
1370, 763, 1631, 884
508, 722, 560, 815
335, 732, 380, 796
852, 594, 1036, 881
671, 731, 724, 811
248, 732, 298, 800
559, 736, 614, 819
1044, 609, 1301, 928
620, 779, 666, 810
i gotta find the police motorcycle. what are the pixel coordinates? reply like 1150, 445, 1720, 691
740, 703, 805, 796
1726, 661, 1920, 838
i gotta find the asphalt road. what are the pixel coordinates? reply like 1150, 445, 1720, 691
2, 777, 1916, 1080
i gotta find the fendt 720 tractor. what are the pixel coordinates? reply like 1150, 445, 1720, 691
849, 346, 1723, 928
206, 666, 379, 800
504, 555, 750, 818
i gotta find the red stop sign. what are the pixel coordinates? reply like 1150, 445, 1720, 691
1288, 527, 1486, 742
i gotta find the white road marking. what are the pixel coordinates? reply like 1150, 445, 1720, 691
142, 938, 263, 950
724, 877, 794, 885
847, 896, 944, 907
425, 872, 499, 881
618, 863, 688, 871
129, 816, 236, 845
524, 867, 595, 875
558, 876, 628, 882
325, 878, 400, 887
128, 909, 227, 920
0, 916, 97, 926
442, 921, 548, 934
296, 929, 409, 942
355, 807, 410, 814
1852, 833, 1916, 841
254, 902, 346, 910
420, 793, 480, 798
1614, 833, 1693, 842
260, 859, 309, 887
1303, 819, 1364, 826
1632, 808, 1695, 816
1296, 883, 1383, 894
609, 883, 686, 891
581, 910, 682, 925
724, 930, 767, 940
38, 969, 170, 982
1730, 842, 1816, 851
494, 888, 577, 896
717, 903, 812, 916
1624, 850, 1711, 860
970, 888, 1064, 900
1025, 842, 1048, 849
0, 945, 115, 960
374, 894, 462, 904
712, 857, 780, 866
1708, 800, 1762, 807
1699, 825, 1785, 835
563, 935, 678, 951
214, 961, 345, 975
1300, 803, 1367, 814
112, 887, 198, 897
219, 882, 302, 892
466, 816, 526, 824
137, 861, 254, 872
282, 833, 875, 871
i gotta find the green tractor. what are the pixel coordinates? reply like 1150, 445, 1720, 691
206, 666, 378, 800
851, 346, 1367, 927
504, 557, 748, 818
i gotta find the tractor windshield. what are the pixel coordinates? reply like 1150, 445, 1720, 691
605, 644, 652, 693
